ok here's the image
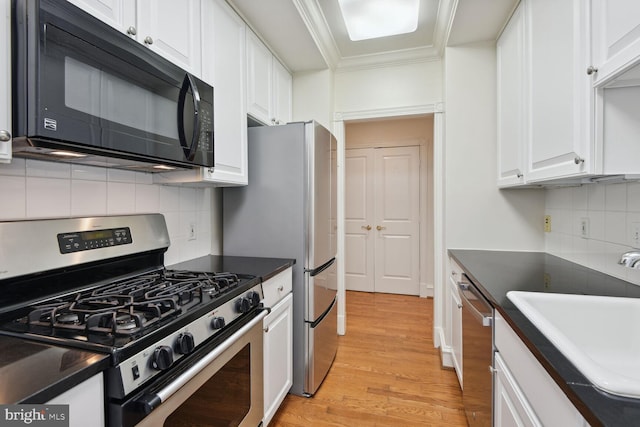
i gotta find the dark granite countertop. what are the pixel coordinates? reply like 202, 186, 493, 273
0, 335, 109, 404
449, 249, 640, 427
168, 255, 295, 282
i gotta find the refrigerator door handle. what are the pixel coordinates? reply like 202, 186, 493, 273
305, 297, 336, 328
305, 257, 336, 277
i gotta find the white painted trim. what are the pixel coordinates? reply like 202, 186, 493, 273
436, 326, 455, 368
419, 282, 434, 298
433, 111, 446, 349
334, 103, 444, 335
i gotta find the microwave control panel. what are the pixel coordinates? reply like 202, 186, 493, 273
57, 227, 132, 254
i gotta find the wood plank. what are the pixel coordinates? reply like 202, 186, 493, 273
269, 291, 466, 426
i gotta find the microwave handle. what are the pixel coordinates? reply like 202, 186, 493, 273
177, 73, 201, 161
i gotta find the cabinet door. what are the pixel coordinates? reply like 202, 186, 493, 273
494, 353, 541, 427
272, 59, 292, 125
263, 293, 293, 427
450, 279, 463, 386
591, 0, 640, 86
497, 3, 525, 187
525, 0, 592, 182
201, 0, 248, 186
246, 30, 273, 125
47, 374, 105, 427
0, 0, 11, 163
66, 0, 136, 35
136, 0, 202, 76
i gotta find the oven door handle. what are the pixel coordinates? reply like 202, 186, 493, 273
137, 309, 268, 414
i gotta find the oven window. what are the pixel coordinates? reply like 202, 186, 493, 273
164, 344, 252, 426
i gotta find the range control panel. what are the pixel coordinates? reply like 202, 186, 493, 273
57, 227, 132, 254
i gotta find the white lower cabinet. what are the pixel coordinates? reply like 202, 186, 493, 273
47, 373, 105, 427
262, 267, 293, 426
493, 313, 588, 427
448, 258, 463, 386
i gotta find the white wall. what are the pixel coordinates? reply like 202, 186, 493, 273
440, 41, 545, 364
292, 69, 334, 131
444, 42, 544, 251
545, 183, 640, 285
0, 159, 214, 266
334, 60, 443, 112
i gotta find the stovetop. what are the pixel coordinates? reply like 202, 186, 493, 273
0, 269, 259, 352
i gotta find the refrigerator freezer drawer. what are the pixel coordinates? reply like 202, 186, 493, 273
306, 298, 338, 395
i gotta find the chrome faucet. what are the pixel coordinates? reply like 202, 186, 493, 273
619, 251, 640, 268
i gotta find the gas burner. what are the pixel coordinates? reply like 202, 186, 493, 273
57, 313, 81, 324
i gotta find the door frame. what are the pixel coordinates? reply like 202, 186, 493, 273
333, 103, 444, 337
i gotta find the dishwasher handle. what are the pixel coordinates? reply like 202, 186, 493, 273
458, 277, 493, 327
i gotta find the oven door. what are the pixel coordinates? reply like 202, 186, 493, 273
113, 310, 266, 427
13, 0, 214, 168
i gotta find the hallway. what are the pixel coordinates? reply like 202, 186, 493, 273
270, 291, 466, 426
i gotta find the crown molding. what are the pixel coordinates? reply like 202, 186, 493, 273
335, 46, 441, 72
292, 0, 341, 70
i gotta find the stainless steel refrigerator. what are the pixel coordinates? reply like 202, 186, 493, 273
222, 121, 338, 396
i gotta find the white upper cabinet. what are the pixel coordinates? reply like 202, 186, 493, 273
136, 0, 202, 77
525, 0, 592, 182
591, 0, 640, 87
497, 0, 594, 186
68, 0, 202, 77
201, 0, 248, 186
497, 3, 526, 187
272, 59, 293, 126
0, 0, 11, 163
246, 31, 292, 126
66, 0, 135, 34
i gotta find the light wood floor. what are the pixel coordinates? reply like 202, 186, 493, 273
269, 291, 467, 427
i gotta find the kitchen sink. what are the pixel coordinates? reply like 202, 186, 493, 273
506, 291, 640, 398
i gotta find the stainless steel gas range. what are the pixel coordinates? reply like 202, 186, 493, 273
0, 214, 266, 426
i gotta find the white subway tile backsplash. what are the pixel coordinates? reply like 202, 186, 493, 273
0, 176, 26, 219
158, 185, 181, 212
605, 183, 627, 212
107, 181, 136, 214
26, 177, 71, 218
1, 159, 216, 265
587, 185, 606, 211
135, 184, 160, 213
71, 165, 107, 181
0, 158, 26, 176
547, 182, 640, 287
26, 159, 71, 179
627, 182, 640, 213
605, 211, 627, 245
71, 180, 107, 216
107, 168, 137, 183
572, 186, 588, 211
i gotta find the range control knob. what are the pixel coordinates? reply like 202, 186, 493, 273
235, 297, 251, 314
211, 316, 226, 329
175, 332, 195, 355
152, 345, 173, 370
248, 291, 261, 307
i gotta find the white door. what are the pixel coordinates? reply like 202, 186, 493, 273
345, 146, 420, 295
345, 149, 375, 292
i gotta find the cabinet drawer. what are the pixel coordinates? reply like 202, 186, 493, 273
262, 267, 292, 307
494, 313, 585, 426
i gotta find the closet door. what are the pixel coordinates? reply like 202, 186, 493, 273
345, 149, 375, 292
345, 146, 420, 295
374, 146, 420, 295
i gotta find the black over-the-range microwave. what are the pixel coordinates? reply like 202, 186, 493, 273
11, 0, 214, 171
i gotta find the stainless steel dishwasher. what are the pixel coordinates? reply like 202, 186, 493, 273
458, 273, 494, 427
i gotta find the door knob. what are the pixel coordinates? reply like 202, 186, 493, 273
144, 36, 154, 45
361, 225, 371, 231
376, 225, 386, 231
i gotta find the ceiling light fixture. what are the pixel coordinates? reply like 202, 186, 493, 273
337, 0, 420, 41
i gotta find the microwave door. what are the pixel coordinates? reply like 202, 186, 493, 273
178, 73, 201, 162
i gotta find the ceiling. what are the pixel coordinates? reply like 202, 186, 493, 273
226, 0, 518, 72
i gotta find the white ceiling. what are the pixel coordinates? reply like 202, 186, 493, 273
226, 0, 518, 72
